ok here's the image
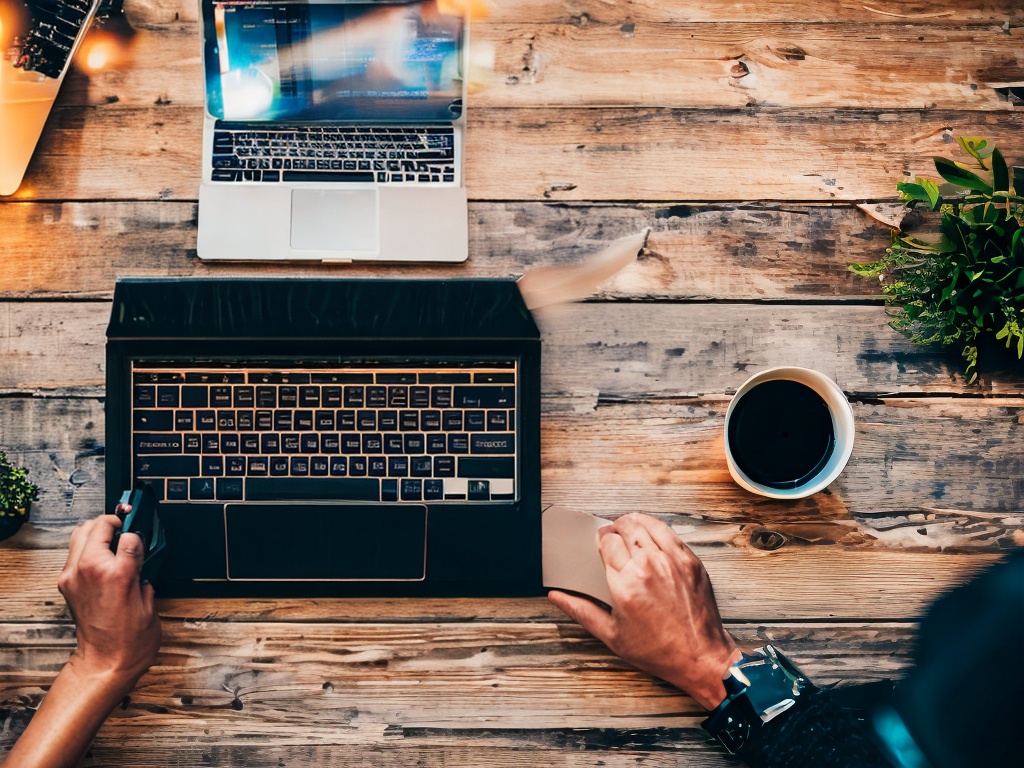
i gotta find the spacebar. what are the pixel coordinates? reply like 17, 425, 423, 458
246, 478, 379, 501
282, 171, 375, 183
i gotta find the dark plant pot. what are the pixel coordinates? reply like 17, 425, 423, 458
0, 501, 31, 543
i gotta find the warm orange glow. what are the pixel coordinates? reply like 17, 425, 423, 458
86, 45, 109, 71
75, 31, 129, 74
436, 0, 489, 19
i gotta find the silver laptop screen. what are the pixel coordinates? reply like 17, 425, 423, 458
203, 0, 464, 122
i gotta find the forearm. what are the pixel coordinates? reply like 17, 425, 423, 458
5, 656, 137, 768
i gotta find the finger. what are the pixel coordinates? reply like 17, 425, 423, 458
548, 590, 615, 640
116, 531, 146, 562
113, 532, 147, 587
84, 514, 123, 553
63, 517, 99, 575
629, 513, 685, 554
612, 513, 657, 558
597, 528, 631, 571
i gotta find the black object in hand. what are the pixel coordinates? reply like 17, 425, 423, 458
110, 484, 167, 584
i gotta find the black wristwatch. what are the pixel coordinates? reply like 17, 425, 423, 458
701, 645, 814, 753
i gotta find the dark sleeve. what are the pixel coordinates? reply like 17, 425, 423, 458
727, 681, 895, 768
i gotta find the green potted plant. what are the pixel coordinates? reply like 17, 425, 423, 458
0, 450, 39, 542
851, 136, 1023, 384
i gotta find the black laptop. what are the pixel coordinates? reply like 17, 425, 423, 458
105, 278, 542, 597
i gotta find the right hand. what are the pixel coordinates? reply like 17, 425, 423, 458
57, 515, 162, 690
549, 513, 740, 710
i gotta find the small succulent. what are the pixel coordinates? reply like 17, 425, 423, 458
851, 136, 1024, 384
0, 450, 39, 519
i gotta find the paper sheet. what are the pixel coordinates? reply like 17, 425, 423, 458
516, 229, 649, 311
541, 505, 613, 606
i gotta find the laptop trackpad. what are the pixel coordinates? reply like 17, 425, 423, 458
290, 188, 379, 252
225, 504, 426, 580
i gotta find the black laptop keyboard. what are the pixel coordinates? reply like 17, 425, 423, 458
131, 365, 517, 504
13, 0, 94, 78
210, 123, 457, 185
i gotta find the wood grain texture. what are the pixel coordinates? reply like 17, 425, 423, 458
0, 622, 912, 728
59, 23, 1022, 111
118, 0, 1024, 28
4, 302, 1020, 393
0, 545, 999, 623
0, 622, 915, 765
487, 23, 1022, 110
2, 395, 1022, 551
0, 202, 891, 300
0, 1, 1021, 762
9, 107, 1023, 202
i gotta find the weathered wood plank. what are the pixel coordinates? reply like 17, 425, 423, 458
3, 396, 1022, 550
0, 740, 744, 768
0, 546, 999, 622
0, 622, 913, 744
9, 107, 1023, 201
0, 201, 889, 300
2, 302, 1020, 393
119, 0, 1024, 28
489, 24, 1021, 110
62, 23, 1022, 111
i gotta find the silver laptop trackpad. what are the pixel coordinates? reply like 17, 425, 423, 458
224, 503, 426, 581
290, 188, 379, 252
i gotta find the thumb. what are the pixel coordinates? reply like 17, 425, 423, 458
116, 531, 146, 566
548, 590, 616, 642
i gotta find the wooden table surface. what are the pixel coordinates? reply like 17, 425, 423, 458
2, 1, 1023, 765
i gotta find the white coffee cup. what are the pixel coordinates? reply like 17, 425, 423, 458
724, 367, 855, 499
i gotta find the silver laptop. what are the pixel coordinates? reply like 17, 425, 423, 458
0, 0, 100, 196
196, 0, 469, 262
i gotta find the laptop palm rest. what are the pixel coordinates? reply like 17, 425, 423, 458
225, 504, 427, 581
290, 188, 379, 252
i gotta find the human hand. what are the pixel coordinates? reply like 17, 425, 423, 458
57, 515, 162, 692
549, 513, 740, 709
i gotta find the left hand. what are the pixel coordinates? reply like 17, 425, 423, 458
57, 515, 162, 690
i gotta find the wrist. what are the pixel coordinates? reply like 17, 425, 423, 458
683, 646, 744, 710
664, 645, 743, 710
66, 650, 143, 702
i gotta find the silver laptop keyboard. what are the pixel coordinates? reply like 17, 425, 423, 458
210, 124, 456, 184
131, 365, 517, 504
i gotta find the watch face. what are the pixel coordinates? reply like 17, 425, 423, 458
739, 647, 811, 719
703, 646, 814, 753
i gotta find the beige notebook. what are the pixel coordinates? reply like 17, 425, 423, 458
541, 505, 613, 606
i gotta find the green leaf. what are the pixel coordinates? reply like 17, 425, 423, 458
898, 233, 957, 253
934, 157, 993, 193
958, 136, 992, 167
897, 180, 941, 209
992, 148, 1010, 193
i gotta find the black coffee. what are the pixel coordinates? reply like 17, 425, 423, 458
727, 379, 835, 489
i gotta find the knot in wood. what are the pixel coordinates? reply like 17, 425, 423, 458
749, 527, 790, 551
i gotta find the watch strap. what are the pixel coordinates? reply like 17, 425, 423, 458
702, 645, 814, 754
